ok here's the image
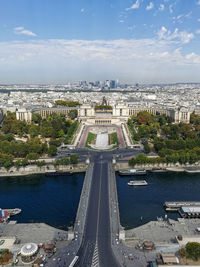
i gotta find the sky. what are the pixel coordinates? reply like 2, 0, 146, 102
0, 0, 200, 84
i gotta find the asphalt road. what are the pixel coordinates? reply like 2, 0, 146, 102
77, 157, 120, 267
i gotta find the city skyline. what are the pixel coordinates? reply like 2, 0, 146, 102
1, 0, 200, 83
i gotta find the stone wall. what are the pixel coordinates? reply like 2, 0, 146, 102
0, 163, 86, 177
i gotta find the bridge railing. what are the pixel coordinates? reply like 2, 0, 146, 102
74, 162, 94, 246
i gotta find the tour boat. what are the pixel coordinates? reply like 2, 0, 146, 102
127, 180, 148, 186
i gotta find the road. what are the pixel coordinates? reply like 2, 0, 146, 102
56, 147, 144, 163
46, 147, 147, 267
77, 157, 120, 266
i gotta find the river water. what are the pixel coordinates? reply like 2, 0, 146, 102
1, 171, 200, 230
0, 173, 84, 229
116, 171, 200, 229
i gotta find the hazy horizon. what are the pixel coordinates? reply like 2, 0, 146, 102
1, 0, 200, 84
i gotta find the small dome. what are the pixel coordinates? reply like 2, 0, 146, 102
21, 243, 38, 256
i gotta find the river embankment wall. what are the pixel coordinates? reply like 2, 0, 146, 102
115, 162, 200, 173
0, 163, 87, 177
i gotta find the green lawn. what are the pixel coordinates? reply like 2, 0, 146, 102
86, 132, 96, 148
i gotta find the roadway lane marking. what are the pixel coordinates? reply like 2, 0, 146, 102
93, 161, 102, 267
91, 241, 99, 267
96, 161, 103, 236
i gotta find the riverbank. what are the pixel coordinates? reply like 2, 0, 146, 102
0, 163, 87, 177
124, 218, 200, 252
0, 221, 71, 267
115, 162, 200, 173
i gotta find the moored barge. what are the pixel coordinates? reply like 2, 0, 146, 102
119, 169, 147, 176
45, 170, 73, 176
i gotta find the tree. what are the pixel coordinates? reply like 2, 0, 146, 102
137, 111, 153, 125
154, 140, 166, 152
49, 139, 62, 147
48, 145, 57, 156
58, 129, 65, 137
158, 115, 167, 126
61, 157, 70, 165
68, 110, 78, 120
190, 113, 200, 125
20, 158, 28, 167
36, 160, 46, 167
144, 145, 151, 154
70, 154, 78, 164
14, 160, 22, 169
26, 152, 39, 161
186, 242, 200, 261
0, 153, 14, 169
28, 124, 39, 138
135, 154, 147, 164
129, 157, 136, 166
55, 100, 80, 107
32, 113, 42, 124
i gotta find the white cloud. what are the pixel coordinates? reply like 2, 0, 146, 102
157, 26, 194, 44
177, 14, 183, 20
197, 0, 200, 5
0, 36, 200, 83
126, 0, 140, 11
80, 8, 85, 13
169, 4, 173, 14
196, 29, 200, 34
14, 27, 37, 37
198, 18, 200, 22
119, 20, 124, 23
159, 4, 165, 11
185, 11, 192, 19
146, 2, 154, 11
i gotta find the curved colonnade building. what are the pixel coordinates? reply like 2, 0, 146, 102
15, 103, 191, 125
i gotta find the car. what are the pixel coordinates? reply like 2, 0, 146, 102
13, 258, 19, 265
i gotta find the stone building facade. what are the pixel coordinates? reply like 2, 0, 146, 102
15, 103, 191, 124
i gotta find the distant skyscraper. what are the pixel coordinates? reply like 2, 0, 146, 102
110, 80, 116, 89
79, 81, 87, 87
95, 81, 100, 87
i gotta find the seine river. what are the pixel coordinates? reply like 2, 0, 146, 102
0, 173, 84, 229
117, 172, 200, 229
1, 172, 200, 230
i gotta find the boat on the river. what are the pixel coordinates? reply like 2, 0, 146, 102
45, 170, 73, 176
164, 201, 200, 211
3, 208, 21, 216
0, 208, 21, 222
119, 169, 146, 176
127, 180, 148, 186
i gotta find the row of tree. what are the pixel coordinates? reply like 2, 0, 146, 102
94, 105, 112, 110
129, 154, 165, 166
55, 100, 80, 107
129, 147, 200, 166
54, 155, 78, 166
0, 112, 80, 168
2, 112, 78, 139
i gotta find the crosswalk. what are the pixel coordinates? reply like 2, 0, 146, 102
91, 241, 99, 267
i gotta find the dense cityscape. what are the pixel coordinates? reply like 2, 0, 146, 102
0, 81, 200, 266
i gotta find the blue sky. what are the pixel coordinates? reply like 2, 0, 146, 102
0, 0, 200, 83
